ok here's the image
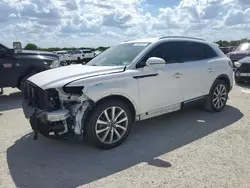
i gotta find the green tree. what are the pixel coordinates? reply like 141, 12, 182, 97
24, 43, 38, 50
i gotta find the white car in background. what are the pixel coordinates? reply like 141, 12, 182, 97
70, 50, 85, 63
82, 49, 96, 62
70, 50, 96, 64
53, 51, 71, 63
22, 36, 233, 150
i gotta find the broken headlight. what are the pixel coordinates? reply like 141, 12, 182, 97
63, 86, 84, 95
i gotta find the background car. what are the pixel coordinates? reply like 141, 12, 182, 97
70, 50, 85, 63
0, 42, 60, 91
234, 56, 250, 83
227, 43, 250, 64
53, 51, 71, 65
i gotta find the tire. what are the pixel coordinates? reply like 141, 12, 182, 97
84, 99, 133, 150
77, 57, 81, 63
204, 80, 229, 112
18, 72, 36, 91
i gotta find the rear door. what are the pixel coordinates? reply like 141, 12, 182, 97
177, 41, 218, 101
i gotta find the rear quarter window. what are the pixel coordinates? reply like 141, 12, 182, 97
179, 42, 218, 62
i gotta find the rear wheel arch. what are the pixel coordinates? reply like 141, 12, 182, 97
212, 74, 231, 92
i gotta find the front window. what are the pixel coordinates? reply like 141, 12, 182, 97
87, 42, 151, 66
74, 50, 82, 54
82, 50, 91, 53
235, 43, 250, 51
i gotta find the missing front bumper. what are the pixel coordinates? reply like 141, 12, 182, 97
22, 100, 70, 122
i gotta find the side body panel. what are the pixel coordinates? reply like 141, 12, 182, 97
0, 53, 19, 87
67, 70, 141, 115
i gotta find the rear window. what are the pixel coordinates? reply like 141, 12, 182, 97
179, 42, 218, 62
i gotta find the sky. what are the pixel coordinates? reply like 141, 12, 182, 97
0, 0, 250, 48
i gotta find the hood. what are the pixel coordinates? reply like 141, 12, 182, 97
239, 56, 250, 64
28, 64, 125, 90
230, 50, 250, 55
228, 50, 250, 60
20, 50, 59, 59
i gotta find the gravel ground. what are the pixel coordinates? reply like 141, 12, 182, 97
1, 84, 250, 188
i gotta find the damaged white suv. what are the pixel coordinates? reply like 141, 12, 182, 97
22, 36, 234, 149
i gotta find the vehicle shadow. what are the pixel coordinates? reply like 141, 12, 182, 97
0, 91, 22, 112
7, 105, 243, 188
236, 82, 250, 89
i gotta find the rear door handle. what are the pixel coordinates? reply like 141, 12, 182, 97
173, 72, 182, 78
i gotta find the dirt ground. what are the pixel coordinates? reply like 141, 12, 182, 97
1, 84, 250, 188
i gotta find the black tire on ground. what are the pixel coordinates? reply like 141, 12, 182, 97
204, 79, 229, 112
84, 99, 133, 150
18, 72, 36, 91
77, 57, 82, 63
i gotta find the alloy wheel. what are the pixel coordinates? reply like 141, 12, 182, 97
95, 106, 128, 144
212, 84, 227, 109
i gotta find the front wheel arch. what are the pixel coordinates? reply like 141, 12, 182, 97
90, 95, 137, 122
83, 97, 133, 149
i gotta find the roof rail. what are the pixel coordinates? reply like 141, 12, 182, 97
159, 36, 205, 41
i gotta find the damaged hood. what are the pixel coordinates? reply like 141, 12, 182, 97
28, 64, 125, 90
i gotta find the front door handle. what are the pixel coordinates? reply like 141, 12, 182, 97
207, 68, 213, 73
173, 72, 182, 78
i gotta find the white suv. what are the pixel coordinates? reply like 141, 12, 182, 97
22, 36, 234, 149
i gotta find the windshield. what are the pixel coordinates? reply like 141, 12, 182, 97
235, 43, 250, 51
87, 42, 151, 66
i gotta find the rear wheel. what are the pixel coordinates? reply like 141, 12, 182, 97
204, 80, 228, 112
77, 57, 82, 63
84, 99, 132, 149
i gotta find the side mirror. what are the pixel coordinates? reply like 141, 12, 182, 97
13, 42, 22, 53
146, 57, 166, 67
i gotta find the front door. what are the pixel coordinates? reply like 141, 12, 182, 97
135, 42, 184, 118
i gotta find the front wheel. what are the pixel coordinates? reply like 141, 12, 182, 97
204, 80, 228, 112
84, 99, 132, 149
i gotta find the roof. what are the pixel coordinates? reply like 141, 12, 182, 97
122, 38, 159, 44
122, 36, 206, 44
